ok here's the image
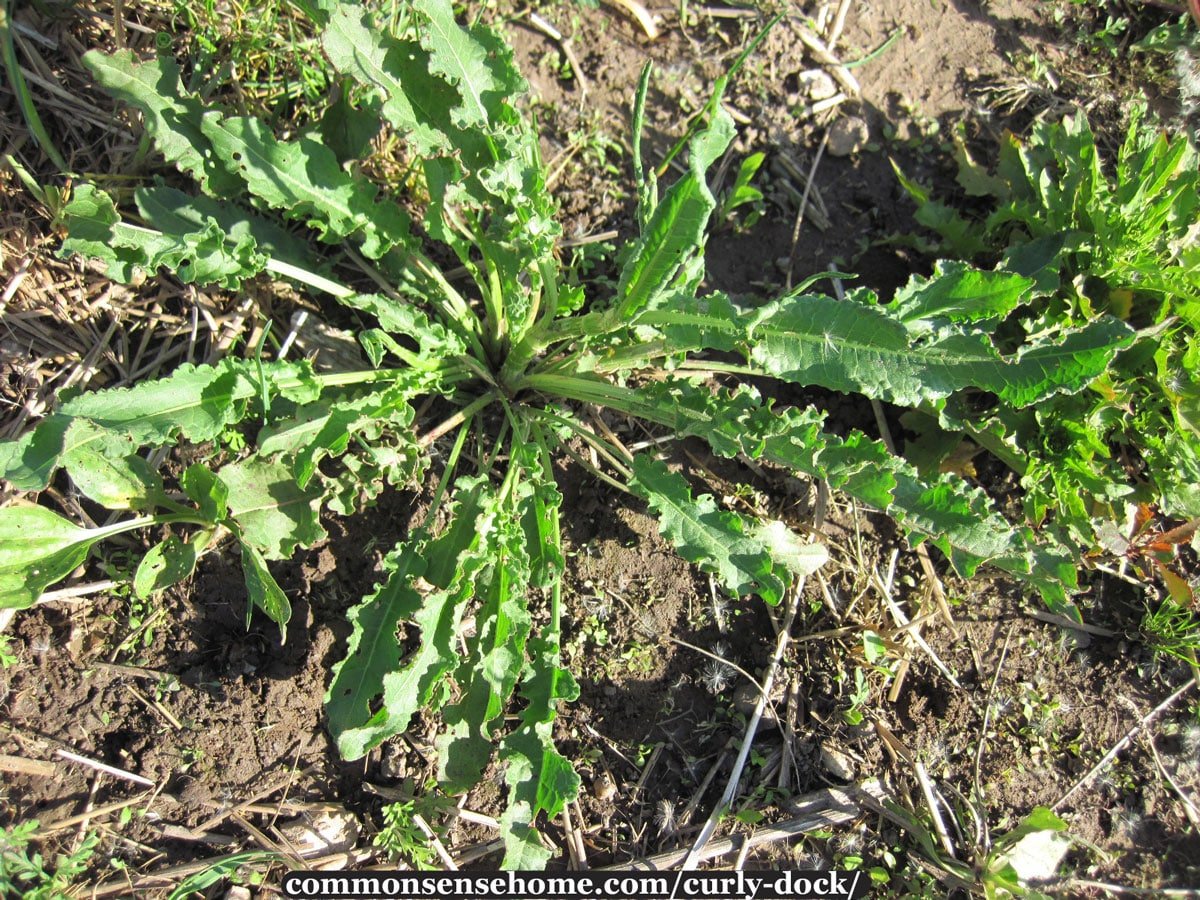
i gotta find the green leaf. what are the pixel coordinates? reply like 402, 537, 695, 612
321, 1, 556, 331
517, 440, 564, 589
999, 232, 1081, 295
748, 292, 1132, 408
135, 183, 317, 272
199, 113, 412, 258
0, 414, 69, 491
338, 294, 467, 362
414, 0, 515, 130
60, 185, 268, 289
636, 272, 1131, 411
634, 291, 743, 355
631, 454, 789, 605
725, 151, 765, 211
337, 567, 477, 758
617, 104, 734, 318
589, 379, 1075, 607
753, 520, 829, 577
994, 807, 1069, 852
133, 532, 206, 599
887, 261, 1030, 331
53, 355, 316, 444
0, 358, 320, 492
329, 479, 496, 759
220, 457, 326, 560
498, 631, 580, 869
892, 160, 988, 258
81, 50, 242, 195
0, 504, 99, 608
325, 537, 429, 751
423, 478, 492, 589
181, 463, 229, 522
257, 378, 425, 489
438, 483, 533, 792
60, 422, 166, 510
322, 4, 458, 157
239, 539, 291, 638
318, 84, 382, 163
745, 291, 1133, 408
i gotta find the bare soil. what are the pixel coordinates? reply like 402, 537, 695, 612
2, 0, 1198, 896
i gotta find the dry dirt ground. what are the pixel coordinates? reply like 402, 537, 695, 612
1, 0, 1198, 896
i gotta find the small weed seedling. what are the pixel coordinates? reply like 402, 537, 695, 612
0, 0, 1137, 865
0, 821, 98, 900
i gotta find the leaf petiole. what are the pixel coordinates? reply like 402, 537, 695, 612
417, 391, 498, 449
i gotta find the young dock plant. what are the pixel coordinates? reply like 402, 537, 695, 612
0, 1, 1133, 865
895, 110, 1200, 557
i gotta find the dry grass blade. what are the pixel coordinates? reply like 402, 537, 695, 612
612, 782, 885, 870
1146, 733, 1200, 832
414, 812, 457, 870
1029, 609, 1116, 637
0, 754, 56, 776
784, 132, 829, 291
1, 1, 67, 170
1054, 679, 1197, 811
604, 0, 660, 39
678, 748, 729, 830
528, 12, 589, 101
39, 792, 158, 834
789, 20, 860, 96
826, 0, 853, 50
679, 575, 810, 868
914, 761, 956, 859
35, 580, 119, 604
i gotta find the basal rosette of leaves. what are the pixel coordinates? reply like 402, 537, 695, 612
896, 110, 1199, 558
0, 1, 1134, 866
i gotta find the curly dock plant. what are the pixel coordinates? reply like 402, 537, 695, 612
0, 1, 1132, 865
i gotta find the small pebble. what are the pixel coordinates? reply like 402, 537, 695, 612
277, 804, 360, 858
379, 742, 408, 781
895, 118, 922, 143
592, 771, 617, 801
732, 682, 780, 730
798, 70, 838, 102
819, 745, 856, 781
827, 116, 870, 157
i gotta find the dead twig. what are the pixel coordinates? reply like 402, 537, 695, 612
55, 749, 154, 787
562, 802, 589, 870
39, 793, 158, 835
0, 754, 56, 776
1029, 609, 1116, 637
194, 767, 315, 833
630, 742, 663, 806
679, 749, 730, 829
414, 812, 458, 870
974, 624, 1015, 841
